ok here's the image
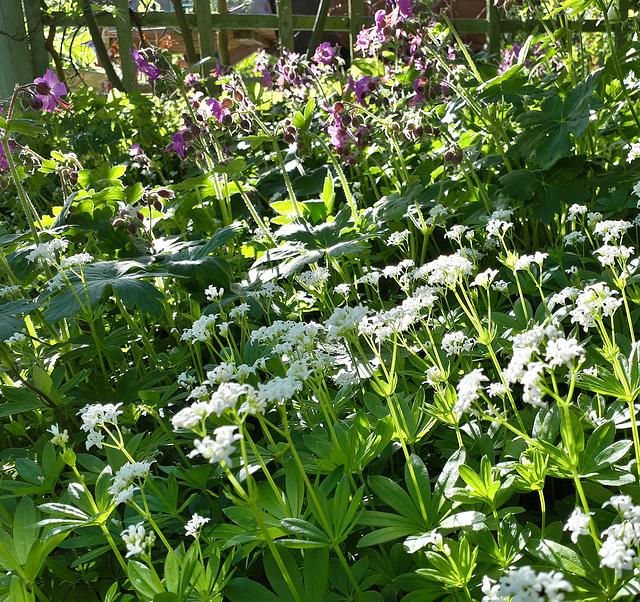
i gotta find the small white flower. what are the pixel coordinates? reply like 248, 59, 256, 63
567, 203, 588, 221
563, 507, 593, 544
3, 332, 26, 345
185, 513, 210, 537
545, 337, 585, 368
48, 424, 69, 446
388, 229, 410, 246
189, 425, 242, 465
454, 369, 488, 416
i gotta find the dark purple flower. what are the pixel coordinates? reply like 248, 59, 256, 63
349, 75, 378, 107
410, 76, 427, 106
166, 132, 187, 159
130, 49, 162, 82
205, 98, 230, 124
312, 42, 336, 65
32, 70, 68, 112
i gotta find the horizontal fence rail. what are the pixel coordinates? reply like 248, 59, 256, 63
0, 0, 632, 95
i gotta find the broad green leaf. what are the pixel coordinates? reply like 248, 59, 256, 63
303, 547, 329, 602
13, 497, 37, 565
280, 518, 330, 544
128, 560, 165, 598
264, 547, 303, 600
41, 261, 165, 322
225, 578, 280, 602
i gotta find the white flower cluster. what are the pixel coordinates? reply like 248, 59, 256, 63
502, 326, 583, 407
570, 283, 623, 331
47, 424, 69, 447
251, 320, 322, 354
181, 313, 218, 342
26, 238, 69, 265
0, 285, 21, 298
185, 513, 210, 537
59, 253, 93, 269
567, 204, 588, 221
514, 252, 548, 272
326, 305, 369, 340
563, 231, 586, 247
121, 523, 156, 558
246, 281, 286, 300
297, 267, 330, 287
596, 244, 634, 267
441, 331, 475, 356
597, 495, 640, 577
593, 220, 632, 243
482, 566, 573, 602
471, 268, 498, 288
3, 332, 26, 345
78, 403, 123, 450
423, 254, 474, 288
563, 507, 592, 544
189, 425, 243, 465
388, 229, 410, 246
454, 369, 488, 417
358, 287, 437, 344
108, 461, 153, 505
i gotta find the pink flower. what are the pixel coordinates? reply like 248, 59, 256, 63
312, 42, 336, 65
32, 70, 68, 112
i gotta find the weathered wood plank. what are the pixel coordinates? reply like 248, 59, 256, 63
0, 0, 34, 97
277, 0, 295, 50
308, 0, 332, 56
194, 0, 218, 65
348, 0, 364, 62
23, 0, 49, 79
111, 0, 136, 89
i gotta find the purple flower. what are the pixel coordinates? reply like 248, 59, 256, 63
348, 75, 378, 107
205, 98, 230, 124
166, 132, 188, 159
312, 42, 336, 65
130, 49, 162, 82
32, 70, 68, 112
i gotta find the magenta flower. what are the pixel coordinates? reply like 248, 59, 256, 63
204, 98, 230, 124
312, 42, 336, 66
166, 132, 188, 159
130, 49, 162, 82
32, 70, 68, 112
348, 75, 378, 107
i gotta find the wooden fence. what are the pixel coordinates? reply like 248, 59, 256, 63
0, 0, 634, 97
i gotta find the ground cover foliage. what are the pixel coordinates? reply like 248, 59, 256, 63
3, 0, 640, 600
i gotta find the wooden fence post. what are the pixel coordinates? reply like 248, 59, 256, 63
349, 0, 364, 62
22, 0, 48, 80
308, 0, 332, 56
0, 0, 34, 97
194, 0, 218, 68
277, 0, 295, 51
112, 0, 136, 90
486, 0, 501, 56
217, 0, 231, 66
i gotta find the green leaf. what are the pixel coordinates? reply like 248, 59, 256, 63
368, 476, 423, 527
225, 578, 281, 602
532, 539, 595, 578
13, 497, 37, 565
128, 560, 165, 598
281, 518, 330, 544
153, 594, 179, 602
512, 71, 600, 168
264, 547, 303, 600
303, 547, 329, 602
41, 261, 165, 322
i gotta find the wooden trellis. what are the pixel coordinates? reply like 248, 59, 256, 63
0, 0, 635, 96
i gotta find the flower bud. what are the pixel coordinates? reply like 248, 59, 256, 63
128, 223, 138, 235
